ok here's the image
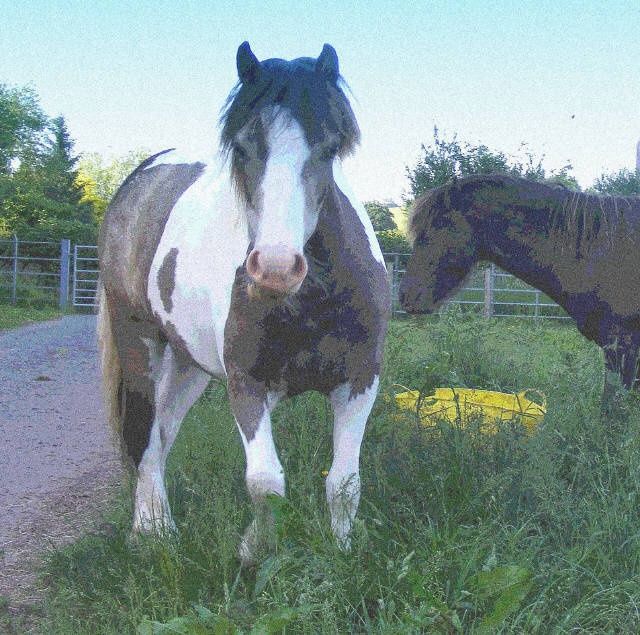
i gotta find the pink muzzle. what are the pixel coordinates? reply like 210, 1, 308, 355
246, 245, 308, 297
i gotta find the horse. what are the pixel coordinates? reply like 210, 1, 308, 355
399, 173, 640, 398
97, 42, 390, 563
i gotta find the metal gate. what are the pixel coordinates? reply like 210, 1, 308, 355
72, 244, 99, 307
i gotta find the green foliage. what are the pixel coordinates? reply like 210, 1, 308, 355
592, 168, 640, 195
0, 83, 47, 174
364, 200, 396, 231
375, 228, 411, 254
0, 86, 97, 242
77, 149, 149, 225
406, 127, 579, 201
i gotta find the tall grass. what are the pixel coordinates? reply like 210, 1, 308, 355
34, 312, 640, 633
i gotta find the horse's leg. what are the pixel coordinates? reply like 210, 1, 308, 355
327, 376, 379, 548
229, 380, 284, 565
133, 343, 210, 533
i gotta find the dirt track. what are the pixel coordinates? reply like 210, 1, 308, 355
0, 315, 123, 616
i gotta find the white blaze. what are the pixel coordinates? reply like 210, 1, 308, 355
258, 110, 311, 252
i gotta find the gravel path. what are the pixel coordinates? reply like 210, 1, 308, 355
0, 315, 124, 617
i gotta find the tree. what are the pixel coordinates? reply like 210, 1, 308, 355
77, 149, 149, 225
364, 200, 397, 231
405, 127, 578, 201
0, 112, 96, 242
592, 168, 640, 195
0, 83, 47, 174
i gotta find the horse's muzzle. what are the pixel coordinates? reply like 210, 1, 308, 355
398, 275, 430, 314
246, 245, 308, 298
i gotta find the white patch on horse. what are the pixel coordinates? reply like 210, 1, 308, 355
133, 342, 210, 533
147, 162, 249, 376
235, 392, 285, 564
257, 109, 312, 251
327, 376, 379, 546
333, 159, 386, 266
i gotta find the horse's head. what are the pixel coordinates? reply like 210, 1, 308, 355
399, 188, 479, 313
221, 42, 359, 298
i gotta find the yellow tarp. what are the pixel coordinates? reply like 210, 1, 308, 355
395, 388, 546, 435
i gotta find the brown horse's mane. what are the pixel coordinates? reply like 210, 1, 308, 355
408, 174, 640, 256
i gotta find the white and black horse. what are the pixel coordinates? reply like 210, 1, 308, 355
399, 173, 640, 398
98, 42, 390, 562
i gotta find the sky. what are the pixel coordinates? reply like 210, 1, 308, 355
1, 0, 639, 203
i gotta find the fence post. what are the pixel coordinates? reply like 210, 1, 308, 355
483, 264, 494, 318
534, 289, 540, 320
59, 239, 70, 309
11, 234, 18, 305
386, 257, 395, 316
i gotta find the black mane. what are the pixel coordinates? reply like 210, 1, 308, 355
219, 55, 360, 160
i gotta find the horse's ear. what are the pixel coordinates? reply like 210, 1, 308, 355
316, 44, 339, 82
237, 41, 260, 84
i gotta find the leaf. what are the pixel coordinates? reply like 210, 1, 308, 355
137, 609, 239, 635
253, 554, 285, 599
469, 565, 532, 634
250, 606, 308, 635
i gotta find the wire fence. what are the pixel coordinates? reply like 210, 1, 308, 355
384, 253, 570, 320
0, 238, 569, 320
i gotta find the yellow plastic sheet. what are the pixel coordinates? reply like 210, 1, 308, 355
394, 388, 546, 434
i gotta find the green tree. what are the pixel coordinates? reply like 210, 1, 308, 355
77, 149, 149, 225
406, 127, 578, 200
0, 112, 96, 242
364, 200, 397, 231
0, 83, 47, 174
375, 229, 411, 253
592, 168, 640, 195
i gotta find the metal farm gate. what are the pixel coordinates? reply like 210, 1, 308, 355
72, 244, 99, 307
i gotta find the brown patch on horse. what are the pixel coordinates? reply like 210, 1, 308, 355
157, 248, 178, 313
99, 152, 205, 319
224, 184, 390, 441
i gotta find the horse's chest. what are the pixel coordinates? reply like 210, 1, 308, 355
224, 290, 378, 397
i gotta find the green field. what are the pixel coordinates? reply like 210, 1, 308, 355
26, 312, 640, 633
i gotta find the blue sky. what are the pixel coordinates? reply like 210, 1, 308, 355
1, 0, 639, 202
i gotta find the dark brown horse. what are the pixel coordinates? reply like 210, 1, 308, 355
399, 174, 640, 395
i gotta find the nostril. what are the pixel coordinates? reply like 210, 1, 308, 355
246, 250, 261, 278
292, 253, 307, 278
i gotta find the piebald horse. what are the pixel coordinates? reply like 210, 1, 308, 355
98, 43, 390, 562
399, 173, 640, 398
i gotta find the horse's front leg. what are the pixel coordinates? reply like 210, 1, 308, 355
327, 376, 379, 548
228, 373, 284, 565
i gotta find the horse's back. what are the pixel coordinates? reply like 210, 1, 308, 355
99, 151, 206, 315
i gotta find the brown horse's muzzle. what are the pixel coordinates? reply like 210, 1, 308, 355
398, 273, 431, 314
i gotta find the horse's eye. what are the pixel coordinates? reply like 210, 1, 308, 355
234, 145, 248, 161
321, 143, 340, 160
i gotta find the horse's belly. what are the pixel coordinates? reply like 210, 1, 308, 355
147, 164, 249, 376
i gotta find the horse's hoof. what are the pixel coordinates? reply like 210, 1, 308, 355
131, 513, 178, 538
238, 519, 259, 567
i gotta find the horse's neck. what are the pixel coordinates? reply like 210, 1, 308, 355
480, 215, 573, 308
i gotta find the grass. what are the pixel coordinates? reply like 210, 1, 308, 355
0, 303, 62, 331
19, 310, 640, 633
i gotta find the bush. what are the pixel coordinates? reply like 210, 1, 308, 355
376, 229, 411, 254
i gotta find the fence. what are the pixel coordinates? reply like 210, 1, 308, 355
384, 253, 570, 320
0, 238, 569, 320
0, 237, 71, 308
